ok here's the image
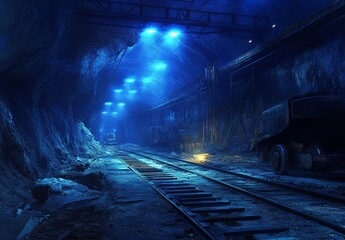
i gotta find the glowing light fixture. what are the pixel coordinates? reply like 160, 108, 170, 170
248, 40, 252, 43
114, 89, 123, 93
105, 102, 113, 106
125, 78, 135, 83
118, 102, 125, 107
129, 90, 138, 94
144, 27, 158, 35
272, 24, 276, 28
152, 62, 167, 70
102, 111, 108, 114
168, 30, 181, 38
112, 112, 118, 115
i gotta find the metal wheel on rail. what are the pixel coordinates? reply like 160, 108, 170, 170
300, 144, 324, 171
271, 144, 290, 175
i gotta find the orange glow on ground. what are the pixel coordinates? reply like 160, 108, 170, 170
189, 153, 210, 163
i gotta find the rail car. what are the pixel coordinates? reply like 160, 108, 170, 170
256, 93, 345, 174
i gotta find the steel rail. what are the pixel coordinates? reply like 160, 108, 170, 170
124, 150, 345, 237
130, 149, 345, 204
116, 156, 218, 240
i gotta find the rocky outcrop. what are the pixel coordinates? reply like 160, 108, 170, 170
31, 177, 102, 212
0, 0, 134, 213
0, 0, 132, 181
0, 98, 105, 179
0, 100, 36, 178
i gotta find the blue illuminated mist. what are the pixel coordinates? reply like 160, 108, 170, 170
115, 31, 201, 101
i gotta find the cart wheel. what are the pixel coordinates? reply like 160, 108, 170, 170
306, 144, 323, 155
302, 144, 323, 171
271, 144, 290, 175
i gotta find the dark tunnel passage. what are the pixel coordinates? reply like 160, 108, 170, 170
1, 0, 345, 239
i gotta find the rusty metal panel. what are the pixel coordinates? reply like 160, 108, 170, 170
227, 72, 254, 141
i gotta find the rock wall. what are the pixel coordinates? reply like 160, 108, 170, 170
0, 96, 104, 179
0, 0, 132, 181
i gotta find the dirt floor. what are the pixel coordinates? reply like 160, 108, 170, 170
1, 147, 200, 240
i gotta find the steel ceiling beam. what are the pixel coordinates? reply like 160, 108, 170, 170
78, 0, 271, 35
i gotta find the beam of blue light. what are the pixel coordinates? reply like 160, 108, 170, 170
143, 27, 158, 35
118, 102, 125, 107
142, 77, 153, 84
114, 89, 123, 93
125, 78, 135, 83
151, 61, 167, 70
164, 29, 182, 47
168, 29, 181, 38
104, 102, 113, 106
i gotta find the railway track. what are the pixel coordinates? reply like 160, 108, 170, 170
117, 153, 289, 240
116, 149, 345, 239
136, 150, 345, 203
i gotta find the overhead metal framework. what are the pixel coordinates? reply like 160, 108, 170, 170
78, 0, 271, 35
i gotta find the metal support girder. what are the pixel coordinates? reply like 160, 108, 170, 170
78, 0, 271, 35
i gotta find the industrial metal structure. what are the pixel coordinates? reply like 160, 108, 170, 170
78, 0, 271, 35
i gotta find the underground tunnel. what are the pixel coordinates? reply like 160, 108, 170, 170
1, 0, 345, 239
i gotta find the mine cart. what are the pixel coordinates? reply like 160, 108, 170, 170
256, 93, 345, 174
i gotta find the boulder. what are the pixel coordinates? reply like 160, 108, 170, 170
31, 178, 101, 211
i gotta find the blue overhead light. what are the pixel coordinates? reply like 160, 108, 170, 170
112, 112, 118, 115
102, 111, 108, 114
129, 90, 138, 94
105, 102, 113, 106
164, 29, 182, 47
125, 78, 135, 83
114, 89, 123, 93
168, 29, 181, 38
118, 102, 125, 107
140, 27, 159, 43
143, 27, 158, 35
152, 61, 167, 70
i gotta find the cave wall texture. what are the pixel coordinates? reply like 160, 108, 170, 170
0, 0, 133, 179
